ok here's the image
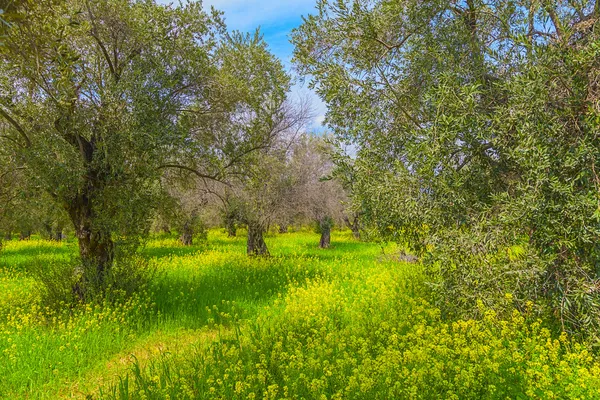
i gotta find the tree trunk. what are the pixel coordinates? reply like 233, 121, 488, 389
279, 224, 288, 234
319, 217, 332, 249
19, 230, 31, 240
181, 220, 194, 246
226, 219, 236, 237
3, 232, 10, 241
42, 222, 53, 240
344, 214, 361, 240
53, 228, 63, 241
66, 192, 114, 292
247, 222, 269, 256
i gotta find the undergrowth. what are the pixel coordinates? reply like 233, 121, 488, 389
0, 231, 599, 399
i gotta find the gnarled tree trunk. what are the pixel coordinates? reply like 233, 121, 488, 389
181, 220, 194, 246
344, 214, 361, 240
53, 227, 64, 241
66, 190, 114, 292
319, 216, 332, 249
247, 222, 269, 256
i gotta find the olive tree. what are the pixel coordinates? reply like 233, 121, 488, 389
230, 99, 313, 256
0, 0, 291, 293
293, 0, 600, 334
287, 135, 346, 248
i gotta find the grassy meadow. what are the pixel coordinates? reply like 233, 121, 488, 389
1, 230, 600, 399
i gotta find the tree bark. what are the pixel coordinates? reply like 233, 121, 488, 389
42, 222, 53, 240
19, 230, 31, 240
53, 227, 63, 241
66, 191, 114, 289
319, 217, 332, 249
344, 214, 361, 240
226, 219, 237, 237
247, 222, 269, 256
181, 220, 194, 246
279, 224, 288, 234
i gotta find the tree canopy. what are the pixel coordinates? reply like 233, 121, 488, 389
293, 0, 600, 334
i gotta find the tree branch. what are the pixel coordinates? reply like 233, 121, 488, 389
544, 3, 565, 41
86, 0, 118, 81
375, 64, 423, 130
0, 106, 32, 147
158, 164, 223, 182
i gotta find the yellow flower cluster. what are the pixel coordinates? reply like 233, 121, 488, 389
103, 243, 600, 399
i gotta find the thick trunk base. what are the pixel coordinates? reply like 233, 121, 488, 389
319, 217, 332, 249
226, 221, 237, 237
320, 229, 331, 248
68, 197, 115, 298
72, 227, 114, 300
247, 224, 269, 256
181, 223, 194, 246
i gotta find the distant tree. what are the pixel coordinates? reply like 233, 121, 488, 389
229, 99, 313, 256
166, 179, 210, 246
219, 189, 242, 238
330, 148, 363, 240
288, 135, 346, 248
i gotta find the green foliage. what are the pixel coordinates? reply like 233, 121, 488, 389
293, 0, 600, 336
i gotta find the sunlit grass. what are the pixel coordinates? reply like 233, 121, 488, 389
1, 230, 600, 399
0, 229, 376, 399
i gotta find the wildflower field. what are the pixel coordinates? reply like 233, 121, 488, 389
1, 230, 600, 399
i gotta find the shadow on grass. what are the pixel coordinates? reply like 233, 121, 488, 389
0, 241, 76, 274
141, 245, 209, 259
148, 255, 326, 330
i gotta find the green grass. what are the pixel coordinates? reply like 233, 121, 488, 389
0, 230, 380, 399
1, 230, 600, 399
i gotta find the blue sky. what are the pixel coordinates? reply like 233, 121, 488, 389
163, 0, 327, 131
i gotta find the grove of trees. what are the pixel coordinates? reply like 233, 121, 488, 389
0, 0, 351, 298
2, 0, 600, 342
